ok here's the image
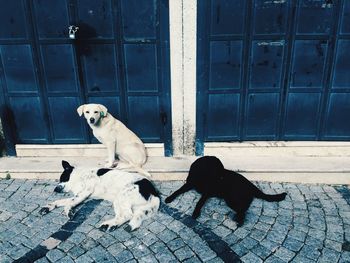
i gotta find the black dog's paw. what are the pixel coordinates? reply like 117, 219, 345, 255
234, 214, 245, 227
165, 196, 173, 204
99, 224, 109, 232
192, 211, 200, 219
39, 207, 50, 215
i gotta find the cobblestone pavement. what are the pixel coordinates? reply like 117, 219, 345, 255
0, 178, 350, 263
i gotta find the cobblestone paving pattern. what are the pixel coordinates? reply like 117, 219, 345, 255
0, 179, 349, 262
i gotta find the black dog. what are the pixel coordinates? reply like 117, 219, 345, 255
165, 156, 287, 226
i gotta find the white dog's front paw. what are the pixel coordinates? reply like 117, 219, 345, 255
99, 218, 124, 231
127, 219, 142, 232
64, 206, 74, 218
99, 222, 118, 232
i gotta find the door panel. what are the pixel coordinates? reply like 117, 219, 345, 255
33, 0, 69, 39
284, 93, 321, 138
82, 44, 119, 93
124, 44, 158, 92
9, 96, 47, 142
210, 0, 246, 36
40, 45, 79, 93
245, 93, 279, 138
332, 40, 350, 89
207, 93, 240, 140
48, 97, 85, 142
324, 93, 350, 137
0, 0, 28, 40
77, 0, 114, 39
290, 40, 327, 89
250, 42, 284, 89
209, 41, 242, 90
296, 0, 333, 35
253, 0, 288, 35
128, 96, 161, 141
0, 45, 38, 92
121, 0, 156, 40
340, 1, 350, 34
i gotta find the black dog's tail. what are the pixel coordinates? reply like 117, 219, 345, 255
255, 190, 287, 202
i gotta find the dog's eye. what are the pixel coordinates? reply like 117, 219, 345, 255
85, 111, 90, 114
94, 111, 98, 114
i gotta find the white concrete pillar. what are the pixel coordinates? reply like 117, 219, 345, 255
169, 0, 197, 156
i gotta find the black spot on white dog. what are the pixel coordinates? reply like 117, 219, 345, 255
134, 179, 159, 200
97, 168, 112, 176
60, 160, 74, 182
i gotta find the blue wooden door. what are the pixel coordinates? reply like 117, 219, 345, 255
197, 0, 350, 153
0, 0, 171, 155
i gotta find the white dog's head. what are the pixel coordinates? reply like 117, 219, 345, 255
55, 160, 91, 194
77, 103, 108, 126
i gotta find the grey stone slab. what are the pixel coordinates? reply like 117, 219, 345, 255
241, 252, 263, 263
75, 254, 94, 263
67, 246, 85, 259
250, 228, 268, 242
274, 246, 296, 262
140, 232, 158, 246
174, 246, 195, 261
46, 249, 66, 262
97, 233, 117, 248
240, 236, 258, 250
57, 241, 75, 253
264, 255, 287, 263
299, 244, 321, 261
212, 225, 232, 238
137, 253, 159, 263
7, 243, 30, 260
149, 241, 168, 254
168, 238, 186, 251
231, 242, 249, 257
131, 244, 151, 259
56, 256, 75, 263
155, 251, 178, 262
0, 254, 13, 263
34, 257, 50, 263
319, 247, 341, 262
183, 256, 202, 263
107, 242, 126, 257
157, 229, 177, 243
148, 221, 166, 234
251, 244, 272, 260
86, 245, 116, 262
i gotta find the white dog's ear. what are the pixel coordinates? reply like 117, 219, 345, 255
62, 160, 74, 170
98, 104, 108, 117
77, 105, 85, 116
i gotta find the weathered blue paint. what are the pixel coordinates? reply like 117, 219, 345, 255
197, 0, 350, 153
0, 0, 172, 155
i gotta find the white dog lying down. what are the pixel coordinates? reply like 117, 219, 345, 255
77, 103, 151, 177
40, 161, 160, 231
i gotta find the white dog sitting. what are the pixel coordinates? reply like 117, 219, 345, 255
77, 103, 151, 177
40, 161, 160, 231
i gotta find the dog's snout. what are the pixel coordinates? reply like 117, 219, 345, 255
54, 185, 64, 193
89, 117, 95, 124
